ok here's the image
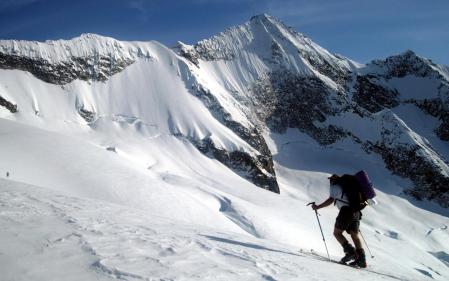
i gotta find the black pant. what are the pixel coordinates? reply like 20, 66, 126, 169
335, 206, 361, 233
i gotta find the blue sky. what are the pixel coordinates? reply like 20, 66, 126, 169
0, 0, 448, 64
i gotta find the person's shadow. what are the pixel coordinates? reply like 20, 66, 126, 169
200, 235, 303, 258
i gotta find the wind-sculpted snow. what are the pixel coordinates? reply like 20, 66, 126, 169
2, 165, 449, 280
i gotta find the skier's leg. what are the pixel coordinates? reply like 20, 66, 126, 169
334, 207, 356, 263
334, 207, 352, 245
348, 211, 363, 249
349, 231, 363, 249
335, 227, 356, 263
348, 212, 366, 268
333, 227, 347, 245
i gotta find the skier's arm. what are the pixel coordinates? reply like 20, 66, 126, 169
312, 197, 334, 210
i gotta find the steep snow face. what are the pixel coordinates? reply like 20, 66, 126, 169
177, 14, 356, 95
0, 47, 249, 151
0, 34, 279, 193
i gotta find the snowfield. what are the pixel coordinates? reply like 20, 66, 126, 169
0, 179, 406, 281
1, 14, 449, 281
1, 119, 448, 281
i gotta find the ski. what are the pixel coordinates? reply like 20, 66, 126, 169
305, 250, 403, 280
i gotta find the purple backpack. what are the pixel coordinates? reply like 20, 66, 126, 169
355, 170, 376, 199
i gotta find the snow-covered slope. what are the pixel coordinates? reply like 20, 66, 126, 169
1, 119, 448, 280
1, 14, 449, 280
0, 33, 279, 193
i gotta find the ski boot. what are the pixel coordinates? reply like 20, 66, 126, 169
349, 248, 367, 268
339, 242, 356, 264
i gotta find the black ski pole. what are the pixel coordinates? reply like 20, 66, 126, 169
359, 229, 374, 258
307, 202, 331, 261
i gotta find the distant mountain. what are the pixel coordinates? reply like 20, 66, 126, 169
1, 14, 449, 207
177, 14, 449, 207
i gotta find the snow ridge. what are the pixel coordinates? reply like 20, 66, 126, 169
0, 33, 153, 62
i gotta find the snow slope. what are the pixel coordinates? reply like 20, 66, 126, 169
1, 116, 449, 280
0, 179, 413, 281
1, 14, 449, 281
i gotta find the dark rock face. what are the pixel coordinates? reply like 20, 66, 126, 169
176, 44, 200, 66
0, 52, 134, 85
436, 122, 449, 141
251, 71, 348, 145
78, 107, 96, 123
0, 95, 17, 113
192, 39, 236, 61
184, 136, 279, 193
406, 98, 445, 118
370, 143, 449, 208
301, 51, 351, 87
353, 75, 400, 113
241, 57, 449, 206
362, 111, 449, 208
371, 50, 438, 79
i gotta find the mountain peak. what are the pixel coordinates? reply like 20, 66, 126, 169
400, 49, 417, 57
248, 13, 289, 33
387, 49, 429, 65
249, 13, 274, 22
